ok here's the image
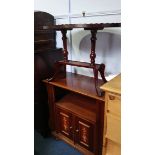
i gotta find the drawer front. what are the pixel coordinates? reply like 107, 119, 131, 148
107, 93, 121, 116
106, 113, 121, 144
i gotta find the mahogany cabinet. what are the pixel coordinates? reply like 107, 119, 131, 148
43, 72, 105, 155
56, 106, 95, 152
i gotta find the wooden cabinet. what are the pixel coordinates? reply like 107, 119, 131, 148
100, 74, 121, 155
55, 92, 96, 154
43, 72, 105, 155
57, 107, 94, 151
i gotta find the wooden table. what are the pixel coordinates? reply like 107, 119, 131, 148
41, 23, 121, 97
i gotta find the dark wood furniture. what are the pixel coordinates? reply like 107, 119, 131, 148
43, 23, 121, 96
34, 11, 56, 52
43, 72, 105, 155
43, 23, 121, 154
34, 11, 63, 135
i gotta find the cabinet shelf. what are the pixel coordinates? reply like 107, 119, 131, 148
43, 72, 105, 101
56, 93, 96, 123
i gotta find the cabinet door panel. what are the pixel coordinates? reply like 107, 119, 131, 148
106, 113, 121, 144
57, 109, 73, 140
75, 117, 94, 152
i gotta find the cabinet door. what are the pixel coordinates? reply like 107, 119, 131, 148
75, 117, 94, 152
57, 109, 73, 140
106, 113, 121, 144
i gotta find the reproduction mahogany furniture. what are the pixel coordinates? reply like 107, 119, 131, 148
43, 72, 105, 155
42, 23, 121, 154
100, 74, 121, 155
42, 23, 121, 97
34, 11, 63, 135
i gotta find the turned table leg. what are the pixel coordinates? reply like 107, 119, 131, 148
90, 30, 100, 96
90, 30, 107, 96
90, 30, 97, 66
61, 30, 68, 61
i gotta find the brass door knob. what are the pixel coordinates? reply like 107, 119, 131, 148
109, 95, 115, 100
76, 129, 79, 132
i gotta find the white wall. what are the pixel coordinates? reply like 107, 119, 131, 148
34, 0, 121, 80
71, 0, 121, 14
34, 0, 69, 16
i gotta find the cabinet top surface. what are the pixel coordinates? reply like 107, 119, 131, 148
43, 72, 105, 101
100, 74, 121, 95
